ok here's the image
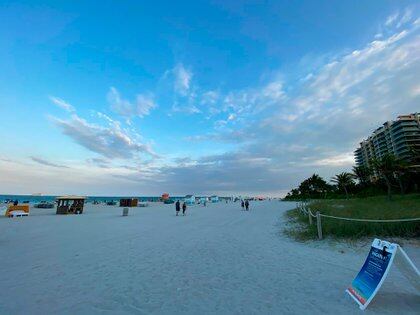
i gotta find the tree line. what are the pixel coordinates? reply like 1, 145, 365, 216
284, 153, 420, 201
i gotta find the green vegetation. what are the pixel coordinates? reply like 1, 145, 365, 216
331, 172, 354, 199
284, 153, 419, 201
285, 194, 420, 240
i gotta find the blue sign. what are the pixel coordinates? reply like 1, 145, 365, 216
347, 238, 397, 310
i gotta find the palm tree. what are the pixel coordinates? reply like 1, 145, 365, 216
352, 165, 372, 188
331, 172, 354, 199
370, 154, 405, 200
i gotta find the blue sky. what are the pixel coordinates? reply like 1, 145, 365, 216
0, 1, 419, 196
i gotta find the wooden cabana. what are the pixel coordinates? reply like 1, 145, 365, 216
56, 196, 86, 215
119, 198, 138, 207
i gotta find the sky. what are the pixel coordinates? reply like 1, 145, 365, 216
0, 1, 419, 197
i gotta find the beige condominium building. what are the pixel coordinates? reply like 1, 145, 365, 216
354, 113, 420, 168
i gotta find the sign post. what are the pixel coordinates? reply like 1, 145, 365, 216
347, 238, 420, 310
346, 238, 397, 310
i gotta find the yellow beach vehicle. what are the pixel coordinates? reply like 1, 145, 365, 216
5, 204, 30, 217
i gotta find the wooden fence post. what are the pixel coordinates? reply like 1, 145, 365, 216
316, 211, 323, 239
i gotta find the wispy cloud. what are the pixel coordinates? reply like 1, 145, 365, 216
51, 114, 158, 159
176, 14, 420, 192
173, 63, 192, 95
384, 8, 415, 29
49, 96, 75, 112
107, 87, 157, 119
171, 102, 201, 114
385, 12, 399, 26
30, 156, 69, 168
86, 157, 110, 169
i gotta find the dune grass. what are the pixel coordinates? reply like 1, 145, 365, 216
285, 194, 420, 240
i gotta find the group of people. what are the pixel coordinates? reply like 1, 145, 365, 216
175, 198, 250, 215
175, 200, 187, 216
241, 199, 250, 211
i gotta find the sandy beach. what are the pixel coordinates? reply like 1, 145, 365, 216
0, 200, 418, 314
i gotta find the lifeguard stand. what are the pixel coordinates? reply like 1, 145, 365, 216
56, 196, 86, 214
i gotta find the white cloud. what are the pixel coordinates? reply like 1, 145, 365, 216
173, 63, 192, 95
95, 111, 115, 124
261, 81, 285, 101
397, 8, 413, 28
107, 87, 157, 119
135, 94, 157, 117
312, 153, 355, 167
51, 114, 158, 159
171, 102, 201, 114
385, 12, 399, 26
196, 78, 286, 123
271, 22, 419, 126
200, 90, 219, 105
49, 96, 75, 112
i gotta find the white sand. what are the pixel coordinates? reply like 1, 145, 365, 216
0, 201, 418, 314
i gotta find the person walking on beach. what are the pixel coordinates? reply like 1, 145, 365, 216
182, 202, 187, 216
241, 200, 245, 210
245, 200, 249, 211
175, 200, 180, 216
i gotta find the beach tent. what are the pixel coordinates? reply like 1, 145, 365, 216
161, 193, 170, 201
184, 195, 195, 205
56, 196, 86, 214
5, 204, 30, 217
119, 198, 138, 207
210, 195, 219, 203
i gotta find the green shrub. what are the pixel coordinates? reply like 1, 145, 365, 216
285, 194, 420, 239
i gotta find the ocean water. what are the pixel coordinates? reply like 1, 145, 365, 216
0, 195, 186, 204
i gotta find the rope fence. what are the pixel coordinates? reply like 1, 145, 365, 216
296, 202, 420, 239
